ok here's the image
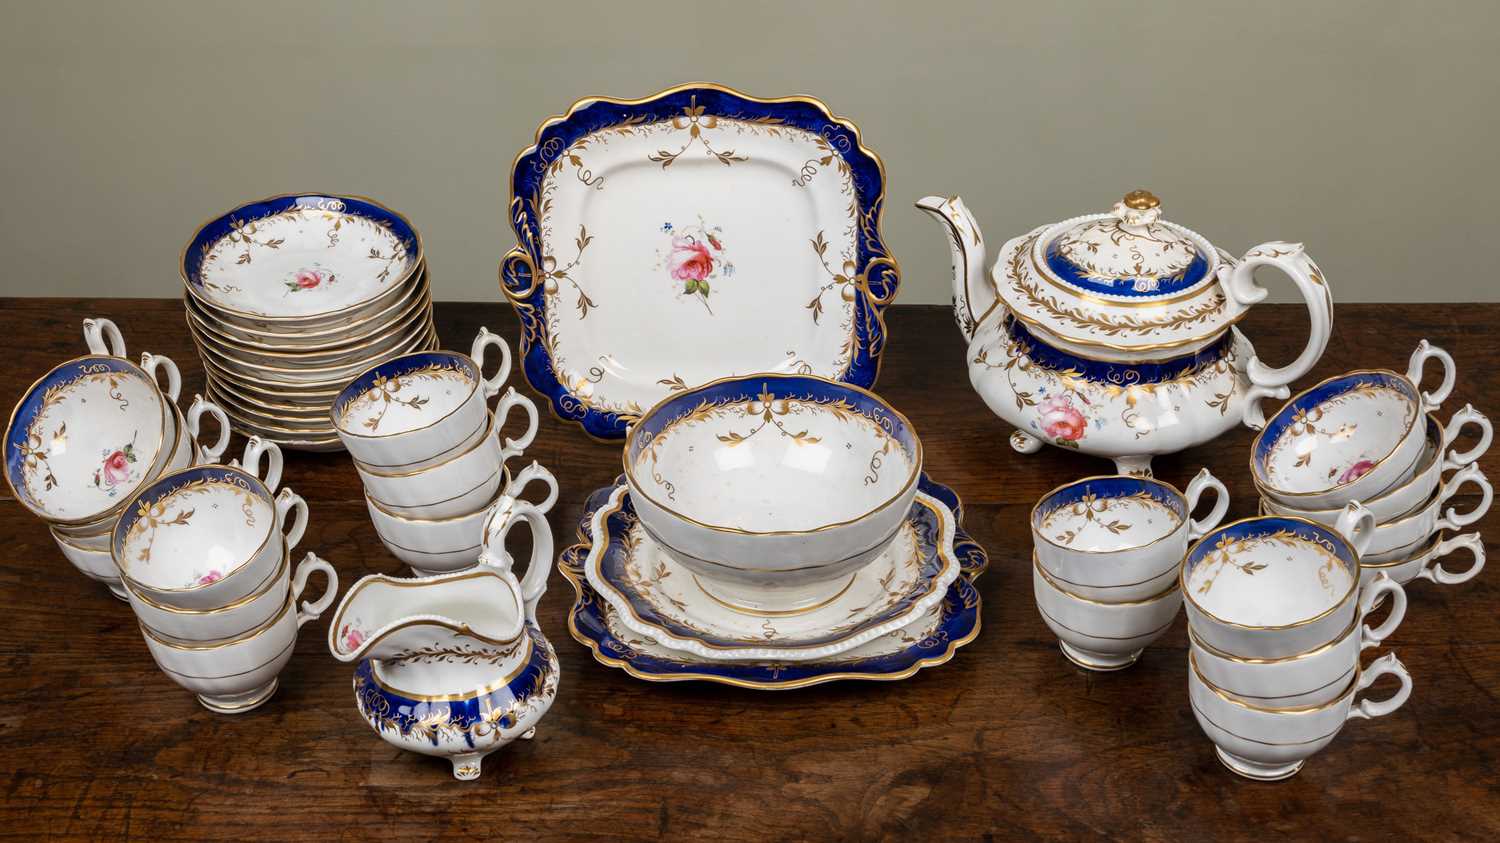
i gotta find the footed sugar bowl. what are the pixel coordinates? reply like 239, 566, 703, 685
916, 190, 1333, 475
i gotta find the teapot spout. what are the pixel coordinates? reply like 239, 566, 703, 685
915, 195, 992, 341
326, 568, 527, 663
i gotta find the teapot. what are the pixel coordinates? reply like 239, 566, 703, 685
328, 496, 559, 780
916, 190, 1333, 475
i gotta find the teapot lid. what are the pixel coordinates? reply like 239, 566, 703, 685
996, 190, 1237, 354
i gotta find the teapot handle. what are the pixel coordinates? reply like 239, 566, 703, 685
1221, 243, 1333, 429
479, 495, 554, 627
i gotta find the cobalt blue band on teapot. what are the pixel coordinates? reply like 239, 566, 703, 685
1006, 315, 1233, 386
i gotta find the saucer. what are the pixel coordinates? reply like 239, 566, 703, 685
559, 474, 984, 689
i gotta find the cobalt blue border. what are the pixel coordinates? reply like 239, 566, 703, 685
1034, 476, 1185, 527
1252, 371, 1416, 484
502, 85, 898, 440
353, 626, 552, 743
1184, 516, 1358, 583
112, 464, 273, 554
560, 473, 984, 687
1044, 239, 1209, 299
1006, 314, 1232, 385
331, 351, 476, 421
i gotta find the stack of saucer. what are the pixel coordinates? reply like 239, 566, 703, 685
180, 193, 437, 451
331, 329, 555, 577
1181, 508, 1413, 781
1254, 340, 1492, 595
1029, 469, 1227, 671
110, 439, 338, 714
4, 318, 231, 600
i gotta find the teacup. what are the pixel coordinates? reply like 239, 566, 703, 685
139, 577, 335, 714
1360, 531, 1485, 591
1361, 462, 1491, 557
624, 374, 923, 612
331, 328, 520, 470
113, 464, 308, 609
1181, 507, 1404, 659
1032, 469, 1227, 601
1252, 341, 1454, 510
357, 401, 538, 519
1032, 554, 1184, 671
51, 527, 129, 600
126, 546, 336, 642
1188, 571, 1406, 709
366, 462, 557, 576
1261, 406, 1491, 526
1189, 650, 1411, 781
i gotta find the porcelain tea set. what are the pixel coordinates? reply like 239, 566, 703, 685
5, 83, 1491, 782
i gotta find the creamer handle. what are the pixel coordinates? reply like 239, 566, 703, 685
1223, 243, 1332, 429
83, 318, 126, 357
479, 498, 554, 627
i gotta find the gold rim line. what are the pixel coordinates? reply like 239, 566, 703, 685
348, 411, 487, 470
193, 306, 435, 377
330, 352, 487, 442
365, 477, 510, 525
1034, 602, 1177, 641
4, 353, 174, 526
113, 464, 282, 594
499, 81, 899, 437
366, 465, 508, 514
139, 588, 295, 650
1029, 473, 1190, 556
585, 489, 959, 652
1360, 530, 1445, 569
1262, 415, 1444, 516
1178, 514, 1362, 632
1249, 368, 1425, 499
194, 317, 436, 389
365, 636, 537, 703
690, 573, 858, 617
1189, 698, 1347, 747
1208, 665, 1358, 704
178, 191, 425, 323
1029, 214, 1222, 309
1032, 553, 1181, 607
125, 540, 291, 616
1031, 549, 1181, 592
153, 637, 298, 680
199, 678, 280, 709
1190, 650, 1363, 714
1186, 610, 1362, 664
355, 409, 498, 479
328, 568, 529, 656
622, 372, 923, 537
637, 518, 905, 574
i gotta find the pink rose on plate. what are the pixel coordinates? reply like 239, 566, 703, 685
668, 237, 716, 282
101, 450, 131, 486
1039, 395, 1087, 442
1338, 459, 1377, 484
294, 269, 322, 289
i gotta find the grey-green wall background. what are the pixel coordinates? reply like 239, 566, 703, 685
3, 0, 1497, 304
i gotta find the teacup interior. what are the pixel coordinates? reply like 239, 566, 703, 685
1034, 477, 1184, 552
630, 376, 919, 532
1185, 518, 1358, 626
117, 467, 275, 589
334, 352, 476, 437
1256, 372, 1418, 494
6, 357, 167, 521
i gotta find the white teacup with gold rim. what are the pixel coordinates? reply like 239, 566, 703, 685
1360, 531, 1485, 592
1363, 462, 1491, 557
112, 463, 308, 610
1032, 554, 1183, 671
1188, 570, 1406, 709
1252, 341, 1455, 511
126, 546, 337, 643
1032, 469, 1228, 602
331, 327, 525, 470
1182, 508, 1398, 659
1189, 650, 1412, 781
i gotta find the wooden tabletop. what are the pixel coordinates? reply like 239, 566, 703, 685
1, 299, 1496, 840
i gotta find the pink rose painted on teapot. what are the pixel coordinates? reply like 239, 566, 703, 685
1039, 395, 1087, 443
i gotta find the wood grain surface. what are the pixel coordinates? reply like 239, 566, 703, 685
0, 299, 1496, 841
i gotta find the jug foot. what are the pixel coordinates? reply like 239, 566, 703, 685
452, 753, 485, 781
1112, 455, 1154, 477
521, 727, 536, 740
1215, 747, 1303, 781
1059, 641, 1141, 672
1010, 430, 1043, 455
197, 678, 279, 715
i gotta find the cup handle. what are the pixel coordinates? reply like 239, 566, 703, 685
274, 487, 308, 555
291, 552, 339, 626
1184, 468, 1230, 540
1357, 572, 1407, 646
1406, 339, 1456, 413
1419, 531, 1486, 586
1222, 243, 1332, 429
235, 436, 285, 493
1434, 463, 1491, 531
1346, 652, 1413, 721
470, 326, 513, 400
83, 317, 126, 357
494, 387, 540, 461
1333, 501, 1376, 558
1440, 404, 1493, 471
503, 461, 559, 515
479, 498, 554, 627
138, 352, 182, 403
185, 394, 231, 464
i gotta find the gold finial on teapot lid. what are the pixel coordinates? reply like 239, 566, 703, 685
1122, 190, 1160, 211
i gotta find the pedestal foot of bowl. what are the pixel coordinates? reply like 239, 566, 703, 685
1215, 747, 1304, 781
1060, 641, 1141, 672
197, 678, 279, 714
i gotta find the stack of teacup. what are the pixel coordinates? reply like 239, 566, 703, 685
331, 327, 557, 577
1030, 469, 1228, 671
110, 437, 337, 714
1254, 340, 1492, 597
1181, 503, 1413, 780
3, 318, 232, 600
